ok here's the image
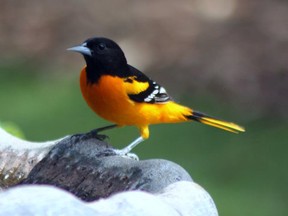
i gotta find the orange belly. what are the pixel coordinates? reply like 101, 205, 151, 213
80, 68, 192, 126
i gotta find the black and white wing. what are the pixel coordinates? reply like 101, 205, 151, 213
124, 65, 171, 104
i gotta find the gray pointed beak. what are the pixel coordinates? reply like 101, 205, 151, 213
67, 44, 92, 56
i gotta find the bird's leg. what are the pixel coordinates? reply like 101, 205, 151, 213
85, 124, 118, 140
114, 136, 145, 160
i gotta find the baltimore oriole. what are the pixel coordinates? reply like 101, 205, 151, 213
68, 37, 245, 156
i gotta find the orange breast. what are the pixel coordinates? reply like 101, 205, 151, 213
80, 68, 192, 126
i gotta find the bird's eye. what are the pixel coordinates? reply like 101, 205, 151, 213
97, 43, 107, 51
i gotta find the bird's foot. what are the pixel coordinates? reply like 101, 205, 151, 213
72, 125, 118, 141
71, 129, 109, 141
113, 149, 139, 161
86, 129, 109, 141
111, 136, 145, 160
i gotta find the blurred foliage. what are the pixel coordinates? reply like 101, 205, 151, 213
0, 0, 288, 215
0, 121, 25, 139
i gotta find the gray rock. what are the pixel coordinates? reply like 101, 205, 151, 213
21, 134, 192, 201
0, 127, 62, 188
0, 129, 218, 216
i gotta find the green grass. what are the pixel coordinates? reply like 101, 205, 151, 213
0, 65, 287, 216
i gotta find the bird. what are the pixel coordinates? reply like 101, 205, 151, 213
67, 37, 245, 156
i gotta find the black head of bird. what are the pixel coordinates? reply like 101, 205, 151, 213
67, 37, 127, 73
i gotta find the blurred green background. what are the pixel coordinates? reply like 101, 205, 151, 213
0, 0, 288, 215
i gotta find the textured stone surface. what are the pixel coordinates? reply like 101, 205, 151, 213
0, 127, 62, 189
21, 134, 192, 201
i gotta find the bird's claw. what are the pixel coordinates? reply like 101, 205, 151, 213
113, 149, 139, 161
86, 129, 109, 141
71, 130, 109, 141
